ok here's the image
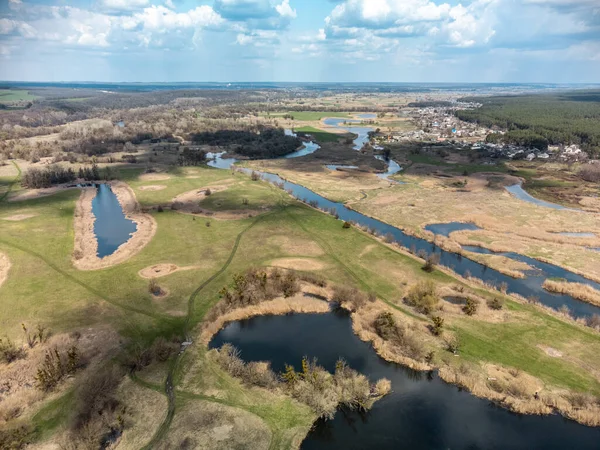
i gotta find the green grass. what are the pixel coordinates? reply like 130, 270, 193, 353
3, 164, 600, 446
294, 126, 343, 143
263, 111, 351, 121
0, 89, 37, 104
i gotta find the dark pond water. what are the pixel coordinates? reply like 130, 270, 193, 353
425, 222, 481, 237
91, 184, 137, 258
210, 312, 600, 450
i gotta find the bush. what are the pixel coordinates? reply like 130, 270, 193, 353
431, 316, 444, 336
373, 312, 397, 341
298, 272, 327, 287
205, 188, 212, 196
70, 366, 125, 444
342, 221, 351, 229
585, 314, 600, 329
405, 281, 439, 315
487, 297, 504, 310
148, 278, 164, 296
422, 253, 440, 273
579, 164, 600, 182
462, 298, 479, 316
35, 346, 81, 391
0, 337, 25, 364
445, 336, 460, 353
332, 286, 368, 311
0, 425, 33, 450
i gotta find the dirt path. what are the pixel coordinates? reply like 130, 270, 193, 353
0, 161, 21, 203
140, 212, 270, 450
73, 181, 157, 271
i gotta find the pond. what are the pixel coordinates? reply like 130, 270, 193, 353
210, 312, 600, 450
91, 184, 137, 258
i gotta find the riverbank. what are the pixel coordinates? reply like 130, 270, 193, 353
72, 181, 157, 270
543, 280, 600, 308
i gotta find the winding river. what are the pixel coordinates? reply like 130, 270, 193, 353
207, 122, 600, 319
210, 312, 600, 449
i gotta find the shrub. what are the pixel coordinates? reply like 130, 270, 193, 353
342, 221, 351, 229
487, 297, 504, 310
70, 366, 125, 444
0, 337, 25, 364
579, 164, 600, 182
0, 425, 33, 450
242, 197, 249, 206
157, 205, 164, 213
422, 253, 440, 273
462, 298, 479, 316
298, 272, 327, 287
205, 188, 212, 196
499, 282, 508, 293
332, 286, 368, 311
373, 312, 397, 341
431, 316, 444, 335
251, 171, 260, 181
148, 278, 164, 296
405, 281, 439, 315
585, 314, 600, 329
445, 337, 460, 354
35, 346, 81, 391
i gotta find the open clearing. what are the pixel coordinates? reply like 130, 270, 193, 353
2, 162, 600, 447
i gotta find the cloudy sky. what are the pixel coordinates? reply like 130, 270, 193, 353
0, 0, 599, 82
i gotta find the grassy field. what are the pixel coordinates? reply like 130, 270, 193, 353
294, 126, 343, 143
0, 89, 37, 104
1, 163, 600, 447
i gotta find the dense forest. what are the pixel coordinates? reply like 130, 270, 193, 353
189, 128, 301, 159
456, 91, 600, 156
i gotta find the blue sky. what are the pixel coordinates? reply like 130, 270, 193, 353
0, 0, 599, 82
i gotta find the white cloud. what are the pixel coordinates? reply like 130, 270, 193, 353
275, 0, 296, 19
100, 0, 149, 11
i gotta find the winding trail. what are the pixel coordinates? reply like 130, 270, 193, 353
0, 161, 21, 203
140, 213, 269, 450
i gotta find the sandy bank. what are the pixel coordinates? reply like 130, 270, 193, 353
139, 173, 171, 181
138, 263, 199, 279
139, 185, 167, 191
8, 185, 78, 202
72, 181, 157, 271
1, 213, 37, 221
0, 252, 11, 289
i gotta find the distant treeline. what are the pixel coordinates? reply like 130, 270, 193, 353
408, 101, 452, 108
456, 91, 600, 156
189, 128, 301, 159
22, 164, 116, 189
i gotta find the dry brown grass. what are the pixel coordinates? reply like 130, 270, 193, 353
438, 363, 600, 427
542, 280, 600, 307
0, 327, 119, 426
155, 399, 272, 450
